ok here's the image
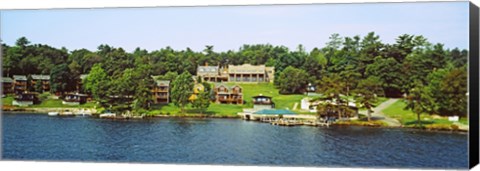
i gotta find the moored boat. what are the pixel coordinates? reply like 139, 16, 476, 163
99, 112, 116, 119
59, 110, 75, 116
48, 112, 59, 116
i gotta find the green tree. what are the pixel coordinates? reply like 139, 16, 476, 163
133, 79, 153, 112
171, 71, 194, 114
317, 73, 346, 119
50, 64, 71, 95
15, 37, 30, 48
34, 79, 43, 93
354, 77, 382, 121
276, 66, 309, 94
83, 64, 109, 105
437, 67, 467, 117
192, 91, 210, 114
404, 81, 430, 127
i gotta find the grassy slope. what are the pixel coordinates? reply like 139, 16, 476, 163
148, 83, 307, 116
381, 100, 468, 128
1, 96, 14, 105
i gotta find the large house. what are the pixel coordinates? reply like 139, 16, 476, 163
13, 75, 28, 94
151, 76, 170, 104
228, 64, 274, 83
31, 74, 50, 92
213, 83, 243, 104
196, 63, 228, 82
2, 77, 14, 95
196, 63, 275, 83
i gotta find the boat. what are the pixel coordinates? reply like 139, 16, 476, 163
75, 109, 92, 116
48, 112, 59, 116
59, 110, 75, 116
99, 111, 116, 119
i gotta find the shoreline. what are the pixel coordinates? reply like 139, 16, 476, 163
2, 110, 468, 133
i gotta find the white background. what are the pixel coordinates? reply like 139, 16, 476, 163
0, 0, 478, 171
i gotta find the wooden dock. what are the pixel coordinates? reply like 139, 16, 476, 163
238, 112, 330, 127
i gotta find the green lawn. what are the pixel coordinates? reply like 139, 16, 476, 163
1, 96, 14, 105
34, 99, 97, 108
146, 83, 307, 116
223, 82, 306, 110
381, 100, 468, 127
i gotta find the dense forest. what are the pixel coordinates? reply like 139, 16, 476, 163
2, 32, 468, 117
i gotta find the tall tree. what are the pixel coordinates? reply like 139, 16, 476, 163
354, 77, 382, 121
192, 91, 211, 114
171, 71, 194, 114
50, 64, 72, 95
83, 64, 109, 105
404, 81, 430, 127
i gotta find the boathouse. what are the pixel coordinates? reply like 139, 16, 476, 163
62, 93, 88, 105
13, 92, 39, 106
253, 94, 274, 110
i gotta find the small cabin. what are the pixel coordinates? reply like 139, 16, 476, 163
62, 93, 88, 105
13, 92, 39, 106
252, 94, 274, 110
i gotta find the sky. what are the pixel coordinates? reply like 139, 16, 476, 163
0, 1, 470, 53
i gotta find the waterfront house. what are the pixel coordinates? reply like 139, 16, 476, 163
13, 92, 39, 106
2, 77, 14, 95
252, 94, 275, 110
151, 76, 170, 104
31, 74, 51, 92
13, 75, 28, 94
228, 64, 274, 83
214, 83, 243, 104
196, 63, 228, 82
189, 83, 205, 101
62, 93, 88, 105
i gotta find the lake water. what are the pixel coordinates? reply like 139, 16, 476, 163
1, 113, 469, 169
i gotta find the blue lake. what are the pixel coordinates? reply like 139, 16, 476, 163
1, 113, 468, 169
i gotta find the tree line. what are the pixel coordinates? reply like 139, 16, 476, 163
2, 32, 468, 117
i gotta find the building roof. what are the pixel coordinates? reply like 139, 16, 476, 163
197, 66, 219, 75
31, 74, 50, 80
214, 83, 242, 90
228, 64, 265, 74
253, 109, 295, 115
2, 77, 13, 83
155, 80, 170, 86
151, 75, 170, 86
13, 75, 27, 81
253, 94, 272, 99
